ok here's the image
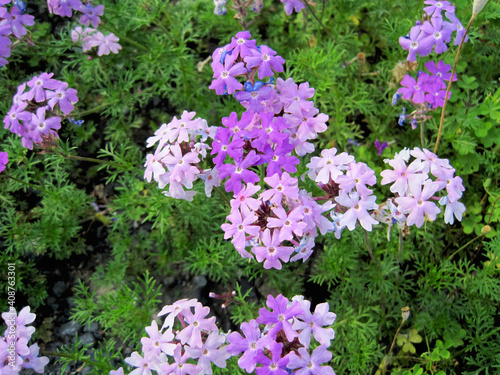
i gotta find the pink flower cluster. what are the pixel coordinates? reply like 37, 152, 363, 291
110, 295, 336, 375
0, 307, 49, 373
227, 294, 336, 375
395, 0, 466, 128
113, 299, 230, 375
0, 0, 35, 66
71, 26, 121, 56
47, 0, 105, 28
212, 0, 305, 17
3, 72, 79, 149
379, 147, 465, 229
144, 110, 217, 201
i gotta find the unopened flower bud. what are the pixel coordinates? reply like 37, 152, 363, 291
401, 306, 410, 322
481, 225, 491, 235
473, 0, 488, 15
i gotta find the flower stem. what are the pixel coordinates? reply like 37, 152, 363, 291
448, 232, 485, 261
364, 230, 379, 266
74, 100, 121, 117
214, 186, 231, 206
381, 314, 406, 375
1, 174, 45, 192
59, 153, 124, 168
434, 14, 476, 154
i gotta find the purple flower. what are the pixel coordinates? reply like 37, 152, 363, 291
0, 6, 35, 39
423, 0, 455, 16
380, 155, 426, 197
218, 150, 261, 194
46, 82, 79, 115
395, 179, 441, 228
185, 332, 231, 374
306, 148, 354, 184
260, 172, 299, 205
0, 36, 11, 66
336, 161, 376, 198
286, 345, 335, 375
140, 321, 176, 357
210, 58, 247, 95
221, 210, 260, 257
244, 45, 285, 80
292, 300, 336, 348
425, 60, 457, 83
256, 294, 303, 341
79, 4, 105, 28
399, 25, 433, 62
29, 107, 61, 144
0, 151, 8, 173
227, 319, 273, 373
24, 72, 60, 103
276, 77, 315, 114
267, 207, 307, 242
440, 196, 466, 225
374, 139, 388, 155
398, 73, 430, 104
235, 84, 274, 113
281, 0, 305, 15
228, 31, 258, 59
91, 32, 122, 56
336, 192, 379, 231
255, 341, 289, 375
420, 15, 453, 54
47, 0, 83, 17
160, 344, 202, 375
423, 81, 449, 108
176, 303, 217, 348
230, 182, 261, 216
446, 11, 468, 45
253, 229, 295, 269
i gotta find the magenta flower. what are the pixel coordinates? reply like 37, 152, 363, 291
0, 35, 11, 66
286, 345, 335, 375
276, 77, 315, 114
160, 344, 202, 375
231, 182, 261, 216
398, 73, 430, 104
228, 30, 258, 59
210, 58, 247, 95
254, 229, 295, 269
29, 107, 61, 144
281, 0, 305, 15
420, 15, 453, 54
425, 60, 457, 83
218, 150, 261, 194
244, 45, 285, 80
0, 151, 7, 173
395, 179, 441, 228
256, 294, 303, 341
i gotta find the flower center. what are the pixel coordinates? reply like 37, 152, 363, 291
221, 71, 229, 78
202, 349, 208, 355
221, 145, 228, 151
262, 54, 270, 61
237, 38, 245, 45
251, 91, 259, 98
307, 361, 313, 368
238, 224, 244, 231
269, 246, 276, 253
417, 199, 423, 205
236, 167, 243, 173
250, 342, 257, 349
354, 204, 360, 210
284, 220, 291, 226
193, 321, 199, 327
411, 41, 418, 49
433, 31, 442, 39
272, 155, 278, 161
278, 314, 285, 321
276, 185, 283, 192
270, 363, 277, 369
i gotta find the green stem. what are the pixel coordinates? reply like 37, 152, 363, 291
382, 316, 406, 375
214, 186, 231, 206
59, 153, 124, 168
364, 230, 379, 266
434, 14, 476, 154
100, 24, 151, 53
98, 58, 113, 88
303, 0, 333, 40
448, 233, 485, 261
1, 174, 45, 192
74, 100, 121, 118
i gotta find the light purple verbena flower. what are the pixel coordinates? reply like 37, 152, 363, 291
256, 294, 303, 341
398, 73, 430, 104
221, 210, 260, 257
420, 14, 454, 54
210, 58, 247, 95
254, 228, 295, 269
218, 150, 261, 194
423, 0, 455, 16
47, 0, 83, 17
90, 31, 122, 56
244, 45, 285, 80
254, 341, 289, 375
286, 345, 335, 375
380, 155, 427, 197
1, 6, 35, 38
292, 300, 336, 348
395, 179, 441, 228
46, 82, 79, 115
281, 0, 305, 15
185, 332, 231, 375
399, 25, 433, 62
306, 148, 355, 184
336, 192, 379, 231
79, 4, 105, 28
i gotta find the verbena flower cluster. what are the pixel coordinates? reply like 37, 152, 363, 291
394, 0, 467, 128
0, 307, 49, 373
144, 31, 466, 268
213, 0, 305, 17
377, 147, 465, 232
110, 295, 336, 375
0, 0, 35, 66
0, 151, 7, 173
3, 72, 79, 149
47, 0, 121, 56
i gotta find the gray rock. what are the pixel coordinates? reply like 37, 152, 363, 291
83, 321, 99, 333
52, 281, 66, 297
58, 320, 81, 337
194, 275, 207, 288
81, 366, 92, 375
80, 332, 95, 347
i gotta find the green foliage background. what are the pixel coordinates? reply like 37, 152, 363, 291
0, 0, 499, 373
